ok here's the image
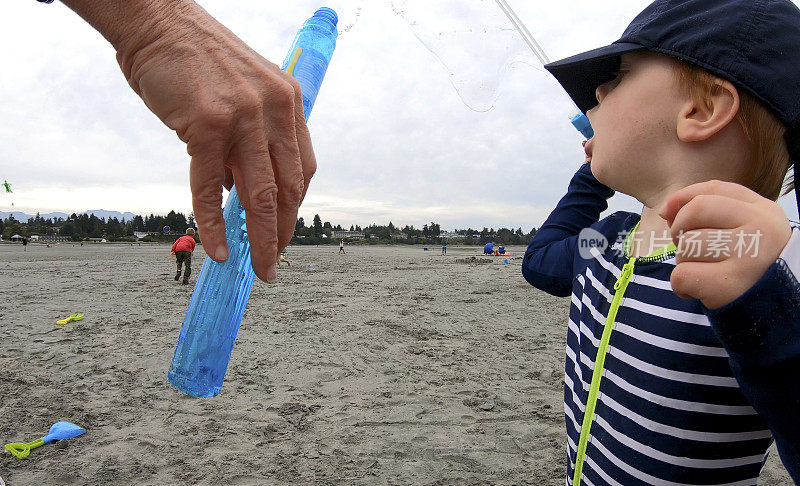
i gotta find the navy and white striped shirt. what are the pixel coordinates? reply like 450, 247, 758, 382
523, 164, 800, 484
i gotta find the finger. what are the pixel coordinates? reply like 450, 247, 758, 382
267, 75, 306, 252
670, 260, 746, 309
228, 124, 279, 282
189, 140, 229, 262
671, 260, 725, 301
280, 71, 317, 201
660, 180, 763, 226
667, 195, 750, 242
674, 228, 738, 264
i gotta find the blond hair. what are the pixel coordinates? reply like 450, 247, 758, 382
673, 59, 793, 200
186, 228, 196, 236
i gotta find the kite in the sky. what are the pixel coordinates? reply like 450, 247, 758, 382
2, 180, 12, 193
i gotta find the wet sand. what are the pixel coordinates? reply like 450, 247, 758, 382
0, 243, 792, 485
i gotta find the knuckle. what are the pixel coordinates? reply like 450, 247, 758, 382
670, 265, 691, 292
194, 107, 234, 132
278, 176, 305, 207
679, 197, 705, 225
269, 81, 296, 113
248, 184, 280, 216
285, 75, 302, 97
706, 179, 725, 193
237, 90, 265, 118
305, 159, 317, 180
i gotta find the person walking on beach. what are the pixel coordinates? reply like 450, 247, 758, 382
441, 237, 447, 255
171, 228, 197, 285
21, 236, 28, 251
339, 239, 346, 254
277, 251, 290, 267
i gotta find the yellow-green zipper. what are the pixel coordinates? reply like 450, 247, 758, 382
571, 223, 676, 485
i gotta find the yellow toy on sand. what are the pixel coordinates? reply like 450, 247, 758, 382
56, 313, 84, 325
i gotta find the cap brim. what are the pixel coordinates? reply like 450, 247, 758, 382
545, 42, 644, 114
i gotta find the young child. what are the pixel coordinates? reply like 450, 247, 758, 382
523, 1, 800, 484
171, 228, 197, 285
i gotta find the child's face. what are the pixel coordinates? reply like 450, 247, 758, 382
585, 52, 687, 205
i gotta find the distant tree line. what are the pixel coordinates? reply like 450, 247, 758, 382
1, 211, 537, 246
291, 214, 537, 246
1, 211, 194, 242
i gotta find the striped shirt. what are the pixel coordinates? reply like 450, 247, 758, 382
523, 164, 800, 484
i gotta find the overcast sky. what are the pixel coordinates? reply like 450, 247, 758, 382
2, 0, 798, 230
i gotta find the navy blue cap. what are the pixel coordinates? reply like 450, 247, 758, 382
545, 0, 800, 209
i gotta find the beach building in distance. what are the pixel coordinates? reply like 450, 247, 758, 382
332, 231, 365, 240
35, 235, 70, 243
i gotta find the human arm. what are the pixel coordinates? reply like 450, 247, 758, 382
662, 180, 800, 481
521, 162, 615, 296
171, 238, 178, 254
59, 0, 316, 282
704, 232, 800, 482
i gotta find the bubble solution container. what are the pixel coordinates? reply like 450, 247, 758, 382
569, 108, 594, 139
168, 7, 338, 398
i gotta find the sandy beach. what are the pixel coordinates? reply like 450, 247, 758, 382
0, 243, 792, 485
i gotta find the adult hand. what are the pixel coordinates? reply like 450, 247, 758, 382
660, 180, 792, 309
62, 0, 316, 281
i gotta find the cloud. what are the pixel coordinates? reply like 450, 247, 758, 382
1, 0, 797, 231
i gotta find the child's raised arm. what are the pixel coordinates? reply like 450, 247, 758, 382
522, 162, 614, 296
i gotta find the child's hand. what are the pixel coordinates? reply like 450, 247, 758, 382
582, 139, 593, 164
660, 180, 792, 309
171, 251, 176, 257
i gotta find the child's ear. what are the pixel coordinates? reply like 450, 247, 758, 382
676, 80, 740, 143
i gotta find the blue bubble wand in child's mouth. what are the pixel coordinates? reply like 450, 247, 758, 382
494, 0, 594, 139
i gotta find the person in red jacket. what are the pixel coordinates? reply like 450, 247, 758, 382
171, 228, 197, 285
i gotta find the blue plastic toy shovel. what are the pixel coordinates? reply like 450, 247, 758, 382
4, 421, 86, 459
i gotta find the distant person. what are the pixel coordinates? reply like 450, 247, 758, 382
277, 251, 290, 267
171, 228, 197, 285
21, 236, 28, 251
339, 239, 346, 254
441, 238, 447, 255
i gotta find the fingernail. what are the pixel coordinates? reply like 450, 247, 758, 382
215, 244, 229, 261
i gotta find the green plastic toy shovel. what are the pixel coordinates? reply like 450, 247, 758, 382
4, 421, 86, 459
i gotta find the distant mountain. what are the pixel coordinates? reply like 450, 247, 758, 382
1, 209, 137, 222
83, 210, 137, 221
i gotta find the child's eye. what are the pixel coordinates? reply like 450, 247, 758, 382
604, 70, 628, 89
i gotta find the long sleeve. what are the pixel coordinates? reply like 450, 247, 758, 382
522, 163, 615, 297
706, 228, 800, 482
171, 238, 179, 252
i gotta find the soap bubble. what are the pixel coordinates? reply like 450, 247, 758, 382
390, 0, 544, 111
318, 0, 367, 37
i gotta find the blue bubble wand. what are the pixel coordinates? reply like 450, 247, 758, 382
494, 0, 594, 139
